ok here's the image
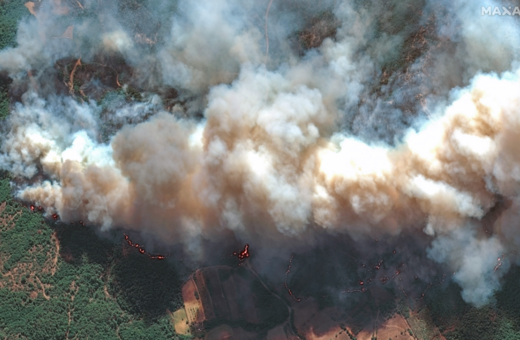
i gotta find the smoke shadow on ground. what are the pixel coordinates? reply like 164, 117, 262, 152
496, 265, 520, 330
54, 222, 116, 266
53, 222, 185, 323
423, 282, 469, 332
108, 251, 184, 323
283, 233, 449, 334
286, 243, 394, 334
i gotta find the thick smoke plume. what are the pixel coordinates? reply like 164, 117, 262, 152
1, 0, 520, 306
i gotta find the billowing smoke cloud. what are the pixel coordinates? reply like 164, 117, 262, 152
1, 0, 519, 306
428, 225, 508, 307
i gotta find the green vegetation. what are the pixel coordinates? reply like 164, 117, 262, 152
0, 78, 10, 120
0, 0, 28, 51
250, 276, 289, 329
110, 252, 184, 320
3, 1, 520, 339
0, 174, 188, 339
0, 0, 30, 120
497, 267, 520, 323
424, 282, 469, 332
443, 307, 498, 340
417, 270, 520, 340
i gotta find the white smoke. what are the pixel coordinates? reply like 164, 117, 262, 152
428, 226, 508, 307
1, 0, 520, 306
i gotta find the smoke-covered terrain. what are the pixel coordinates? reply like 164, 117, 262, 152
2, 0, 520, 339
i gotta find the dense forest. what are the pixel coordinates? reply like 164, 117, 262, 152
3, 0, 520, 339
0, 171, 191, 340
0, 0, 26, 119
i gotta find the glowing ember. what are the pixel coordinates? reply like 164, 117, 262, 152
494, 255, 503, 272
234, 244, 250, 260
391, 263, 404, 279
123, 233, 167, 260
343, 288, 366, 294
284, 254, 301, 302
373, 259, 383, 270
416, 283, 434, 300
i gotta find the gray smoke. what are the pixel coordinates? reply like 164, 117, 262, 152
0, 0, 519, 307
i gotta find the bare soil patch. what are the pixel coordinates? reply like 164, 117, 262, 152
60, 25, 74, 39
356, 314, 414, 340
0, 209, 22, 232
182, 276, 205, 324
24, 2, 37, 16
35, 276, 50, 300
171, 308, 190, 335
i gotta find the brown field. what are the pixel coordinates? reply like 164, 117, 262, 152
291, 297, 425, 340
219, 273, 241, 320
182, 277, 205, 324
307, 325, 351, 340
182, 267, 258, 328
231, 327, 257, 340
205, 324, 233, 340
60, 26, 74, 40
267, 324, 288, 340
292, 299, 349, 340
24, 2, 37, 16
203, 268, 229, 319
193, 269, 216, 320
219, 269, 257, 324
356, 314, 415, 340
299, 312, 415, 340
407, 308, 445, 340
171, 308, 190, 335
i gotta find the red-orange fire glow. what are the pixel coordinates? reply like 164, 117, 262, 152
123, 233, 167, 260
285, 254, 301, 302
234, 244, 250, 260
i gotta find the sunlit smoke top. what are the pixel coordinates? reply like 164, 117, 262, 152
1, 0, 520, 307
